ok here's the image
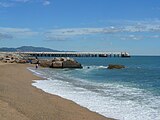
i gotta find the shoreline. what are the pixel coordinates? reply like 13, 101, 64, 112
0, 63, 113, 120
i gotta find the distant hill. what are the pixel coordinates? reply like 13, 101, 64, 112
0, 46, 61, 52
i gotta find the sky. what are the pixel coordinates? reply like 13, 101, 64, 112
0, 0, 160, 55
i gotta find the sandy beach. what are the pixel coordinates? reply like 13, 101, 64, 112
0, 62, 112, 120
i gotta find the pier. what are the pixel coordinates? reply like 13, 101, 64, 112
19, 52, 130, 58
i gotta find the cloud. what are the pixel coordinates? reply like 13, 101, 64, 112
120, 34, 143, 40
151, 35, 160, 38
0, 27, 38, 39
0, 33, 13, 40
123, 24, 160, 32
120, 33, 160, 41
0, 0, 30, 8
44, 27, 122, 40
12, 0, 30, 2
43, 0, 50, 6
1, 20, 160, 41
44, 22, 160, 41
0, 2, 14, 7
0, 0, 51, 7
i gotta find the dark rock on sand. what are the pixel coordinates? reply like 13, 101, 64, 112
16, 59, 28, 64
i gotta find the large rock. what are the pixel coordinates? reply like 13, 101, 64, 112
52, 57, 67, 62
51, 61, 63, 68
39, 58, 82, 68
107, 64, 125, 69
16, 59, 28, 64
39, 60, 52, 67
30, 59, 39, 64
62, 60, 82, 68
0, 57, 3, 61
8, 60, 16, 63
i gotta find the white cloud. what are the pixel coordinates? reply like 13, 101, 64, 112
12, 0, 30, 2
123, 24, 160, 32
43, 0, 50, 6
151, 35, 160, 38
0, 33, 13, 40
0, 2, 14, 7
120, 34, 143, 41
0, 0, 51, 7
44, 20, 160, 41
45, 27, 122, 40
1, 20, 160, 41
0, 27, 38, 39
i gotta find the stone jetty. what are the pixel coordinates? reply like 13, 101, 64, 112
0, 53, 82, 69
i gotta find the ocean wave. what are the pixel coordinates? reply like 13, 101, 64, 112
29, 68, 160, 120
32, 78, 160, 120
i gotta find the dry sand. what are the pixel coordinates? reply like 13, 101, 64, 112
0, 63, 113, 120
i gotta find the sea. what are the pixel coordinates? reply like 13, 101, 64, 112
28, 56, 160, 120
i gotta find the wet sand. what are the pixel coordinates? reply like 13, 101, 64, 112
0, 63, 113, 120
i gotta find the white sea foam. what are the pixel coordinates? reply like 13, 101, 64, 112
99, 65, 108, 69
30, 68, 160, 120
83, 65, 108, 69
77, 65, 108, 73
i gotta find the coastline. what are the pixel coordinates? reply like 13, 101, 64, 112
0, 63, 113, 120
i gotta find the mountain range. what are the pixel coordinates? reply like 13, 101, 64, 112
0, 46, 61, 52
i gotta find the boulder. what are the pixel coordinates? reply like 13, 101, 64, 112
52, 57, 66, 62
8, 60, 16, 63
2, 60, 8, 63
51, 61, 63, 68
16, 59, 28, 64
39, 58, 82, 69
62, 60, 82, 68
39, 60, 52, 67
107, 64, 125, 69
30, 59, 39, 64
0, 57, 3, 61
27, 57, 37, 60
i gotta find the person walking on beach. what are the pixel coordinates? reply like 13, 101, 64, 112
35, 63, 39, 69
35, 59, 39, 69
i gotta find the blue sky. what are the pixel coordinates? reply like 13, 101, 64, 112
0, 0, 160, 55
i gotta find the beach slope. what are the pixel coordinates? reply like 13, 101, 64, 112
0, 63, 112, 120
